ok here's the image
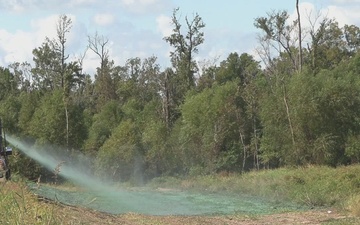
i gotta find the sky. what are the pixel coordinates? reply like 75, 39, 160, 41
0, 0, 360, 74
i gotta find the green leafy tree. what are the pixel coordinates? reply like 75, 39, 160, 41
18, 91, 41, 135
29, 90, 66, 146
179, 82, 249, 174
31, 15, 85, 151
306, 18, 358, 72
164, 8, 205, 90
95, 119, 143, 182
216, 53, 261, 85
196, 61, 217, 91
162, 8, 205, 129
0, 95, 21, 134
216, 53, 243, 84
137, 56, 161, 103
83, 100, 122, 154
344, 24, 360, 54
32, 42, 60, 91
0, 67, 19, 100
259, 53, 360, 167
8, 62, 33, 93
142, 116, 171, 177
258, 76, 294, 167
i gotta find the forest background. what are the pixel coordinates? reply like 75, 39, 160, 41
2, 5, 360, 183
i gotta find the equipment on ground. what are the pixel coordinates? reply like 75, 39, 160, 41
0, 119, 12, 181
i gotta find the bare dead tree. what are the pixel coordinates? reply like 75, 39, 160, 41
88, 33, 116, 109
77, 46, 88, 75
88, 32, 110, 70
56, 15, 72, 88
55, 15, 72, 152
254, 11, 299, 73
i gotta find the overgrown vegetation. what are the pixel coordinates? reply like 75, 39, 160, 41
0, 180, 132, 224
0, 180, 59, 224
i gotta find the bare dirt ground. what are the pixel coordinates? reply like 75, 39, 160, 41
57, 204, 356, 225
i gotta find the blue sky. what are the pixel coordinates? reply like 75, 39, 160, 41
0, 0, 359, 74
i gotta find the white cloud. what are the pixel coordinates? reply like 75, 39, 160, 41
121, 0, 160, 6
156, 15, 172, 37
289, 2, 316, 24
0, 29, 35, 64
324, 5, 360, 26
0, 14, 63, 65
67, 0, 97, 7
81, 50, 100, 75
288, 1, 360, 45
331, 0, 360, 4
295, 1, 360, 27
0, 13, 89, 67
119, 0, 169, 14
0, 0, 27, 12
0, 0, 66, 13
30, 14, 59, 42
94, 13, 115, 26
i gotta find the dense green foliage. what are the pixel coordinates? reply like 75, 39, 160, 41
1, 10, 360, 182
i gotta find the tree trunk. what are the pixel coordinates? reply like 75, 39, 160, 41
64, 104, 69, 151
240, 132, 247, 172
296, 0, 302, 72
283, 84, 296, 148
163, 71, 171, 130
253, 116, 260, 170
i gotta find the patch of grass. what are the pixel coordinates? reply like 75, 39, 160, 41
147, 176, 183, 189
346, 194, 360, 217
0, 181, 58, 224
0, 181, 118, 224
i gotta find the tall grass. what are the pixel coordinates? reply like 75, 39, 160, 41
0, 180, 59, 224
149, 165, 360, 215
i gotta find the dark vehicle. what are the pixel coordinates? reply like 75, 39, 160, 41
0, 119, 12, 181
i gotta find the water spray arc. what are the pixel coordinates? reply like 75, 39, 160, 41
6, 135, 305, 216
6, 135, 107, 190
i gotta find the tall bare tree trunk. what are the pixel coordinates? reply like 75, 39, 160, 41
240, 132, 247, 172
253, 116, 260, 170
163, 70, 171, 130
283, 84, 296, 148
296, 0, 303, 72
56, 15, 72, 151
64, 103, 69, 150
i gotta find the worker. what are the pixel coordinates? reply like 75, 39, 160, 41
0, 155, 6, 171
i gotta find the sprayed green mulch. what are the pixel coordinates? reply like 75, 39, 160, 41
23, 164, 360, 219
27, 182, 309, 216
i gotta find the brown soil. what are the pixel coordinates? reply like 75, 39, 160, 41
56, 204, 356, 225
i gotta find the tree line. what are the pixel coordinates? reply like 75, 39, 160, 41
1, 8, 360, 182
